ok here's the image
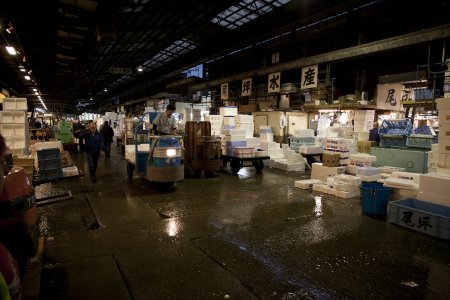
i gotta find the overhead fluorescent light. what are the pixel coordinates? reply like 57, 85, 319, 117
137, 67, 143, 72
34, 92, 39, 95
32, 88, 37, 92
6, 46, 17, 55
24, 75, 31, 80
104, 88, 108, 92
20, 68, 26, 72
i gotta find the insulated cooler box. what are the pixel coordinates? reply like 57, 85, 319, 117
370, 147, 428, 173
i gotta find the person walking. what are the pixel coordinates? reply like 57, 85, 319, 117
152, 104, 177, 135
80, 122, 102, 182
100, 121, 114, 158
369, 121, 380, 145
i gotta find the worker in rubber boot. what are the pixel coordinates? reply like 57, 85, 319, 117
80, 122, 102, 182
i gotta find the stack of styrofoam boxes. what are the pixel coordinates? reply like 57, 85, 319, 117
355, 166, 381, 183
325, 138, 357, 167
417, 173, 450, 207
444, 58, 450, 99
331, 174, 362, 198
260, 126, 283, 167
436, 98, 450, 175
234, 114, 254, 138
311, 162, 345, 182
223, 128, 248, 157
353, 110, 375, 131
383, 171, 421, 200
205, 115, 223, 136
347, 153, 378, 181
183, 108, 202, 122
378, 166, 405, 183
245, 137, 263, 156
292, 129, 324, 154
428, 143, 439, 173
13, 156, 34, 182
0, 98, 28, 156
271, 144, 305, 171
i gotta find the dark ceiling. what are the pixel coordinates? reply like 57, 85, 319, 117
1, 0, 450, 113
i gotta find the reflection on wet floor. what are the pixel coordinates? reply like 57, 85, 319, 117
37, 147, 450, 299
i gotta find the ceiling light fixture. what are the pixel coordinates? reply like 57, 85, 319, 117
24, 75, 31, 80
19, 68, 26, 72
90, 96, 93, 101
5, 46, 17, 55
32, 88, 37, 92
137, 67, 143, 72
104, 88, 108, 92
34, 92, 39, 95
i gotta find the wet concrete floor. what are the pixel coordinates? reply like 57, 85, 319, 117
35, 146, 450, 299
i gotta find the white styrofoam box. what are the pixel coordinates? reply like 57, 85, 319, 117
419, 172, 450, 194
220, 106, 238, 116
255, 149, 268, 157
349, 153, 377, 162
323, 186, 336, 196
334, 183, 360, 192
360, 174, 382, 182
417, 191, 450, 206
355, 110, 375, 117
223, 135, 247, 142
356, 131, 370, 141
206, 115, 223, 122
378, 166, 406, 174
392, 188, 418, 200
326, 176, 335, 186
391, 171, 421, 184
268, 149, 284, 159
436, 98, 450, 110
311, 163, 346, 182
235, 114, 253, 123
284, 163, 305, 172
260, 141, 279, 150
223, 116, 235, 126
3, 98, 27, 111
355, 166, 381, 176
334, 174, 362, 186
245, 137, 260, 147
438, 108, 450, 124
260, 132, 274, 142
343, 131, 357, 140
295, 179, 322, 189
298, 145, 324, 154
337, 189, 360, 199
437, 167, 450, 176
223, 129, 246, 136
0, 112, 13, 123
293, 129, 314, 138
439, 127, 450, 153
383, 177, 418, 190
438, 153, 450, 168
62, 166, 79, 177
346, 165, 356, 174
432, 143, 439, 153
259, 126, 272, 134
32, 141, 63, 151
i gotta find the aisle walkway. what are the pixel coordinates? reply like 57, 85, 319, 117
34, 145, 450, 299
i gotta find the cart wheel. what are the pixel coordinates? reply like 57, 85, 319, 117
126, 163, 134, 180
230, 159, 241, 175
254, 160, 264, 172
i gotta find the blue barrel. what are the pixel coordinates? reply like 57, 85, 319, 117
360, 183, 392, 215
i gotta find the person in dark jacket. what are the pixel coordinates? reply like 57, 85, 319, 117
80, 122, 102, 182
100, 121, 114, 158
369, 122, 380, 145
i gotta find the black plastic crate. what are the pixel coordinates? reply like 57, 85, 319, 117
38, 159, 61, 170
38, 168, 63, 181
37, 148, 61, 160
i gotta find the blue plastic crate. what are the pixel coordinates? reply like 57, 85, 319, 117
289, 137, 315, 146
38, 159, 61, 170
388, 198, 450, 240
37, 148, 61, 160
38, 168, 63, 181
406, 135, 437, 149
379, 135, 407, 148
379, 119, 412, 135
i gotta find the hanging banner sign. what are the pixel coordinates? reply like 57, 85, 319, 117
300, 65, 318, 90
268, 72, 281, 93
221, 83, 229, 100
241, 78, 252, 97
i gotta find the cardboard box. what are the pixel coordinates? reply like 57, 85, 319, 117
311, 163, 345, 182
357, 141, 377, 154
322, 151, 340, 167
238, 104, 257, 113
436, 98, 450, 110
439, 108, 450, 125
